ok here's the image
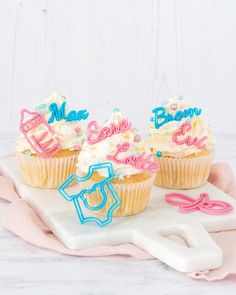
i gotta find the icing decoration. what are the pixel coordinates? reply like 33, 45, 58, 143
107, 142, 159, 173
172, 122, 208, 150
87, 119, 131, 145
58, 162, 121, 227
165, 192, 233, 215
134, 135, 141, 142
152, 106, 202, 129
156, 151, 162, 157
48, 102, 89, 123
20, 109, 61, 159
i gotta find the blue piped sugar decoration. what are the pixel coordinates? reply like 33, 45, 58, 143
58, 162, 121, 227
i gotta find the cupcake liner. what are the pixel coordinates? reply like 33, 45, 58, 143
154, 151, 214, 189
79, 175, 155, 217
17, 152, 78, 188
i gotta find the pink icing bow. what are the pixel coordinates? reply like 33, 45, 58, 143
165, 192, 233, 215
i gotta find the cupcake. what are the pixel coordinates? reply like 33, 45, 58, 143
146, 97, 214, 189
77, 109, 159, 216
16, 92, 88, 188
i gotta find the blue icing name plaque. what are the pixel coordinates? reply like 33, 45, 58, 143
48, 102, 89, 123
151, 106, 202, 129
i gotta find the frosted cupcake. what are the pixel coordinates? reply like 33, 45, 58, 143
77, 109, 159, 216
146, 97, 214, 189
16, 92, 88, 188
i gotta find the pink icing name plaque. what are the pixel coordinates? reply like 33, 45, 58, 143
106, 142, 159, 173
172, 122, 207, 150
20, 109, 61, 159
87, 119, 131, 144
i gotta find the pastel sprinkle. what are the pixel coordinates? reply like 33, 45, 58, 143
161, 101, 168, 106
178, 95, 183, 100
170, 103, 178, 111
134, 135, 141, 142
75, 127, 81, 133
117, 172, 124, 180
35, 103, 47, 110
113, 108, 120, 113
24, 150, 32, 157
74, 145, 81, 151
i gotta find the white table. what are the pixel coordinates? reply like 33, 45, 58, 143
0, 135, 236, 295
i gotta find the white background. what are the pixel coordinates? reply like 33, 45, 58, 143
0, 0, 236, 136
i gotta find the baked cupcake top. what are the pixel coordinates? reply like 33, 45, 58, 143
77, 109, 159, 178
146, 97, 214, 158
16, 92, 88, 155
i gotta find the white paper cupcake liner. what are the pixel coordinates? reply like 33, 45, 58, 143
17, 152, 78, 188
154, 151, 214, 189
79, 174, 155, 216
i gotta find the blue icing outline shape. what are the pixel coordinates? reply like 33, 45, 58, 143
58, 162, 121, 227
48, 102, 89, 123
151, 106, 202, 129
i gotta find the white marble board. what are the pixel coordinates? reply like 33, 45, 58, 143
1, 156, 236, 273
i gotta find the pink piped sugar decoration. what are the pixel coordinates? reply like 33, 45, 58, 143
165, 192, 233, 215
19, 109, 61, 159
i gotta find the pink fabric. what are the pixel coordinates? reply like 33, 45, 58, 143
0, 163, 236, 281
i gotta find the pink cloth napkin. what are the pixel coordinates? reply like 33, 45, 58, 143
1, 163, 236, 281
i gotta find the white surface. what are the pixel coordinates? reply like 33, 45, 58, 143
0, 135, 236, 294
2, 157, 236, 273
0, 0, 236, 135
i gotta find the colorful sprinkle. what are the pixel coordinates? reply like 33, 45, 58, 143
117, 172, 124, 180
24, 150, 32, 157
170, 103, 178, 111
74, 127, 81, 133
74, 145, 81, 151
134, 135, 141, 142
178, 95, 183, 100
156, 151, 162, 157
161, 101, 168, 106
113, 108, 120, 113
35, 103, 47, 110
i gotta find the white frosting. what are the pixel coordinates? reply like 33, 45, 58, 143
145, 97, 214, 157
77, 111, 153, 177
16, 92, 85, 154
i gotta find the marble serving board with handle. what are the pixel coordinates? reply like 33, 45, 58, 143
1, 156, 236, 273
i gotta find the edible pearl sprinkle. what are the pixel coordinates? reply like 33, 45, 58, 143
156, 151, 162, 157
170, 103, 177, 110
134, 135, 141, 142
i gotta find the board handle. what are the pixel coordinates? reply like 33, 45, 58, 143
132, 221, 223, 273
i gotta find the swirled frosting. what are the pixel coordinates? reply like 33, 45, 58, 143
16, 92, 85, 154
77, 110, 153, 177
145, 97, 214, 158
